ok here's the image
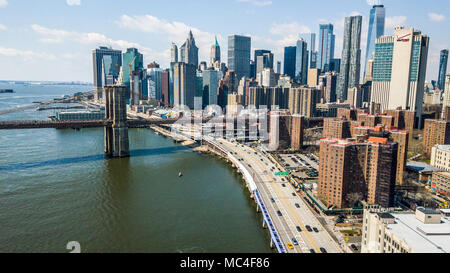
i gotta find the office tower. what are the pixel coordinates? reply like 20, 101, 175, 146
202, 69, 221, 107
276, 61, 281, 74
92, 46, 122, 101
171, 43, 178, 63
148, 66, 163, 101
337, 15, 362, 102
129, 70, 143, 105
249, 60, 256, 79
364, 58, 374, 83
325, 72, 338, 103
254, 50, 271, 65
288, 87, 320, 117
228, 35, 251, 82
443, 74, 450, 119
438, 49, 449, 90
257, 68, 277, 87
300, 33, 317, 69
227, 93, 244, 116
423, 119, 450, 158
210, 36, 221, 67
122, 48, 144, 93
248, 87, 289, 110
195, 71, 203, 109
307, 68, 320, 88
161, 70, 169, 106
283, 46, 297, 79
371, 27, 429, 126
330, 58, 341, 73
180, 30, 199, 69
364, 4, 385, 81
319, 137, 398, 209
295, 39, 308, 85
173, 62, 196, 109
218, 71, 238, 109
317, 24, 335, 72
347, 87, 363, 108
256, 51, 274, 75
199, 62, 207, 71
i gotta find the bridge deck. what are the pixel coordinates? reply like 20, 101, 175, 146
0, 119, 178, 129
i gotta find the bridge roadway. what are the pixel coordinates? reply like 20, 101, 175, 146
0, 118, 180, 130
205, 137, 341, 253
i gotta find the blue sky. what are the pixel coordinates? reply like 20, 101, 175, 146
0, 0, 448, 82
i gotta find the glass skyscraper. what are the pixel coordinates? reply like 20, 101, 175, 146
337, 15, 362, 101
364, 4, 385, 81
438, 49, 449, 90
92, 46, 122, 100
295, 39, 308, 85
122, 48, 144, 91
228, 35, 251, 82
283, 46, 296, 79
317, 24, 335, 72
300, 33, 317, 69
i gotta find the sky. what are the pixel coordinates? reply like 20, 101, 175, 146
0, 0, 449, 83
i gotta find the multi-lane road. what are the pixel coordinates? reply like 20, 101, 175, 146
210, 138, 341, 253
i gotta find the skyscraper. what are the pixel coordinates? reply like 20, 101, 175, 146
228, 35, 251, 82
180, 30, 199, 69
202, 69, 221, 107
337, 15, 362, 101
295, 39, 308, 85
371, 27, 429, 127
255, 51, 273, 76
122, 48, 144, 92
283, 46, 296, 79
170, 43, 178, 63
317, 24, 335, 72
92, 46, 122, 101
364, 4, 385, 81
173, 62, 196, 109
300, 33, 317, 69
210, 36, 221, 67
438, 49, 449, 90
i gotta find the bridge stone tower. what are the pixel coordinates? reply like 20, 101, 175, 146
104, 85, 130, 158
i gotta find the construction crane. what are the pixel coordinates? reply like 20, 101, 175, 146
128, 56, 137, 75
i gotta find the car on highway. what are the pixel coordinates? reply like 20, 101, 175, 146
277, 210, 282, 216
287, 243, 294, 250
271, 198, 275, 203
309, 249, 315, 253
305, 225, 312, 232
313, 227, 319, 233
320, 248, 327, 253
292, 237, 298, 246
296, 226, 302, 232
351, 244, 358, 251
295, 203, 300, 208
282, 184, 286, 187
292, 193, 296, 197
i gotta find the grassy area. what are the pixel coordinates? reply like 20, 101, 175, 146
407, 129, 423, 159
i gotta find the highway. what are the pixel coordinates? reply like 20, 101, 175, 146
210, 137, 341, 253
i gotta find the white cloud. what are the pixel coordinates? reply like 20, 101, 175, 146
31, 24, 170, 67
0, 24, 6, 31
117, 14, 218, 66
0, 46, 55, 61
0, 0, 7, 7
428, 13, 446, 22
269, 22, 311, 37
385, 16, 407, 30
366, 0, 381, 5
66, 0, 81, 6
236, 0, 272, 6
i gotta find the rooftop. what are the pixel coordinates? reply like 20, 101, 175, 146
434, 145, 450, 152
406, 161, 441, 173
387, 212, 450, 253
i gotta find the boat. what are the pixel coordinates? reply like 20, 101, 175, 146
178, 172, 183, 177
0, 89, 14, 93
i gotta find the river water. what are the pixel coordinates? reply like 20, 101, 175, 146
0, 83, 271, 253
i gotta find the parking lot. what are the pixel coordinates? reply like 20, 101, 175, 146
277, 154, 319, 181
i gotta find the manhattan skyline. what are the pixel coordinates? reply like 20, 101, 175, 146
0, 0, 448, 82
